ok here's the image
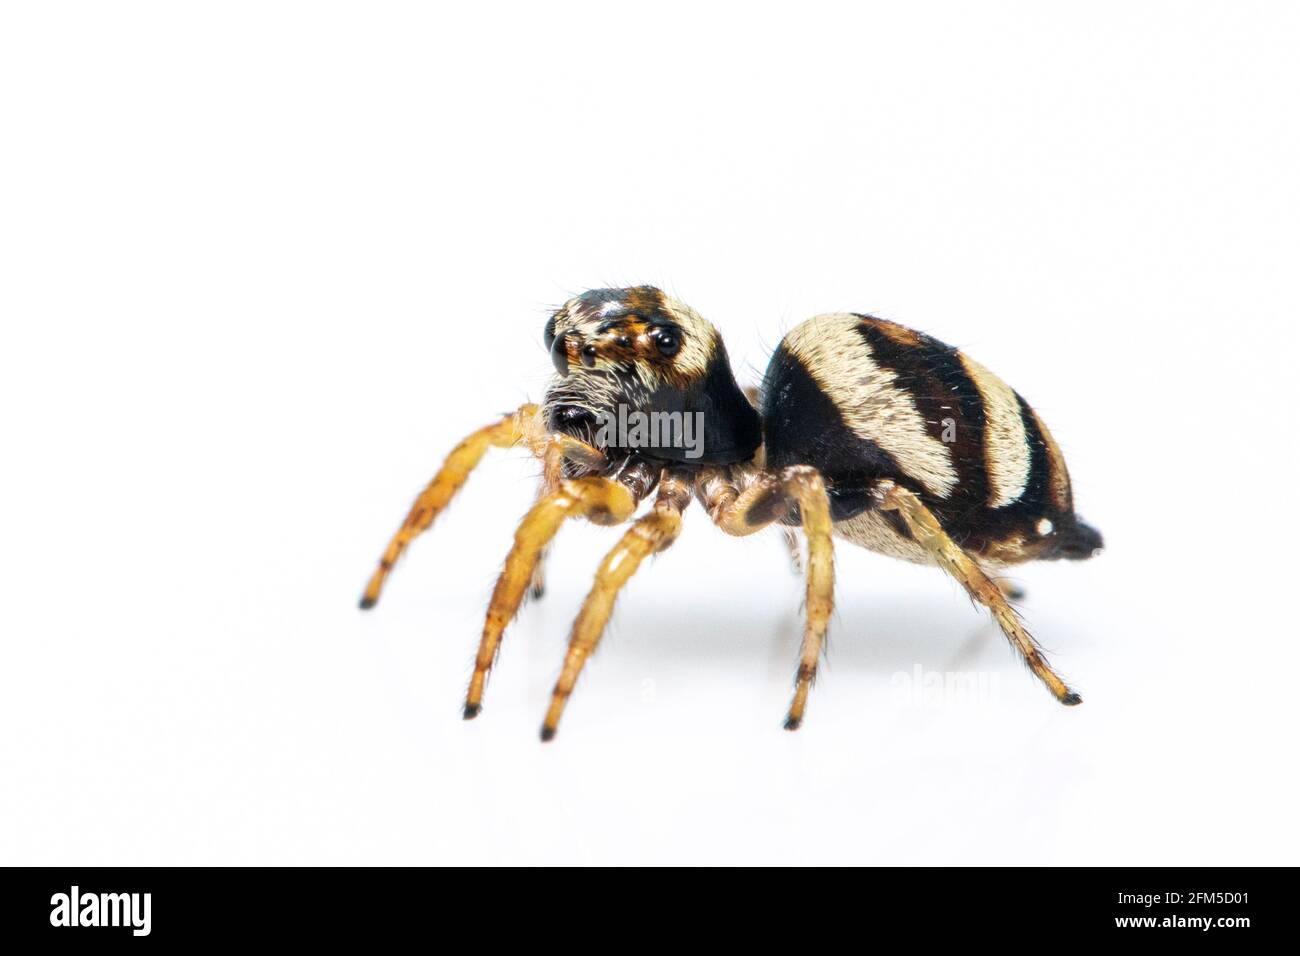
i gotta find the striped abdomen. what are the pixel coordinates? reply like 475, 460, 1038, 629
761, 313, 1101, 566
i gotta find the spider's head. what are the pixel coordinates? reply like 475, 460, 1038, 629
541, 287, 761, 466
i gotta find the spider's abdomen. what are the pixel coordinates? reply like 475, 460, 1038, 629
761, 313, 1101, 566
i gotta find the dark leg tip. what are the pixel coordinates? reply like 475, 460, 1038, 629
539, 725, 556, 742
783, 716, 802, 731
358, 595, 377, 610
1004, 584, 1026, 601
462, 703, 481, 720
1061, 692, 1083, 706
530, 583, 546, 600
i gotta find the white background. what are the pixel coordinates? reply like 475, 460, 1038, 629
3, 2, 1297, 865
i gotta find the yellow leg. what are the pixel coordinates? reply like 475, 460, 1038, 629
360, 405, 604, 609
464, 476, 638, 718
540, 470, 691, 741
700, 465, 835, 730
875, 481, 1080, 706
526, 445, 567, 601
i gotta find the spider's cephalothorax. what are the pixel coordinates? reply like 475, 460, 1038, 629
540, 286, 761, 472
361, 287, 1102, 740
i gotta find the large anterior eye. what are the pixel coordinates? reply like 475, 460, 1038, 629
650, 327, 681, 357
543, 316, 557, 351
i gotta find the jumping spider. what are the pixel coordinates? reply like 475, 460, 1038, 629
361, 286, 1102, 740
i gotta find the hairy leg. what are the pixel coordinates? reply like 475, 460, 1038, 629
874, 480, 1080, 705
360, 404, 605, 609
526, 445, 567, 601
464, 476, 641, 718
540, 469, 691, 741
699, 464, 835, 730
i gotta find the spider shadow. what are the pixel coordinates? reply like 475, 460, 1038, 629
530, 589, 1003, 684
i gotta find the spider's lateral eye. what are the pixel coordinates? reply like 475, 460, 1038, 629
651, 328, 681, 358
543, 316, 557, 351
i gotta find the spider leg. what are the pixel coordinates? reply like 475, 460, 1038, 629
700, 464, 835, 730
464, 475, 641, 718
874, 480, 1080, 706
526, 445, 566, 601
540, 469, 692, 742
528, 549, 550, 601
360, 404, 605, 609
